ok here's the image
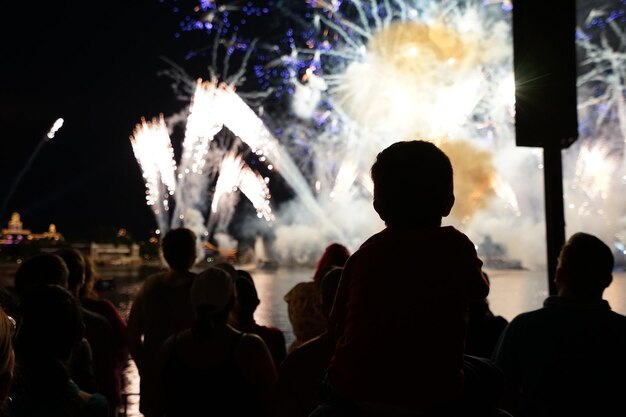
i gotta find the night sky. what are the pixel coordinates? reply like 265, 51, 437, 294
1, 1, 189, 241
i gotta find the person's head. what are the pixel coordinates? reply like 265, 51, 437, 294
214, 262, 238, 281
0, 308, 14, 406
469, 271, 493, 318
233, 270, 260, 321
190, 267, 235, 336
55, 248, 85, 296
15, 285, 83, 362
162, 228, 197, 271
320, 267, 342, 318
14, 254, 69, 297
313, 243, 350, 283
556, 232, 614, 300
371, 140, 454, 228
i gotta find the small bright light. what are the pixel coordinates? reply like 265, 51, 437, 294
447, 57, 456, 65
46, 118, 64, 139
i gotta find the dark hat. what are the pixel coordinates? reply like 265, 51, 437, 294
190, 267, 234, 312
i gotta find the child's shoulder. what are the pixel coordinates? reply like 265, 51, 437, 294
436, 226, 479, 253
369, 225, 472, 242
439, 225, 473, 241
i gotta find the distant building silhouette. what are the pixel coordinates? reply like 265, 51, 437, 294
0, 212, 63, 245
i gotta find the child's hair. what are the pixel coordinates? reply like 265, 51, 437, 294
371, 140, 454, 227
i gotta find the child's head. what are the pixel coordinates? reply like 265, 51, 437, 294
371, 140, 454, 227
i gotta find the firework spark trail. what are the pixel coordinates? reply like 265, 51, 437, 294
144, 0, 532, 262
490, 175, 520, 217
269, 0, 553, 260
136, 0, 626, 265
289, 2, 621, 259
238, 167, 274, 222
569, 5, 626, 240
319, 5, 509, 138
134, 77, 345, 242
290, 0, 514, 221
208, 152, 244, 234
573, 141, 616, 203
0, 118, 64, 223
207, 151, 274, 235
211, 81, 348, 240
577, 22, 626, 146
129, 116, 177, 234
330, 160, 358, 199
135, 27, 287, 244
172, 79, 228, 238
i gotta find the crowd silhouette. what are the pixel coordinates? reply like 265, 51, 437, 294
1, 140, 625, 417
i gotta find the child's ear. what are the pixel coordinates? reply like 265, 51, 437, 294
441, 194, 455, 217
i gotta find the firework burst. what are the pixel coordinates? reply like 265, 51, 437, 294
130, 0, 626, 265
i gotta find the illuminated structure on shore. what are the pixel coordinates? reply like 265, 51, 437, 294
0, 212, 64, 245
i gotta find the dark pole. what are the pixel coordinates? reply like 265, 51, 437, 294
512, 0, 577, 295
542, 142, 566, 295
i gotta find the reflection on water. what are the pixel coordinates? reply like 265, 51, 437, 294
94, 267, 626, 416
